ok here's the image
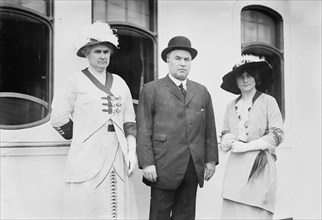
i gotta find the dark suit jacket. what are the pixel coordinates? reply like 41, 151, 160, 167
137, 75, 218, 190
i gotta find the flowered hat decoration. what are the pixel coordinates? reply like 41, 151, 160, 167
75, 21, 119, 57
220, 54, 273, 94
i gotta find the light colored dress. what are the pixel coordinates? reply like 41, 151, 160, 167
51, 68, 138, 219
221, 91, 284, 219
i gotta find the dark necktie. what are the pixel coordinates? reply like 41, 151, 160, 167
179, 83, 186, 97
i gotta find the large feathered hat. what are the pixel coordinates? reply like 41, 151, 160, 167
161, 36, 198, 62
220, 54, 273, 94
75, 21, 119, 57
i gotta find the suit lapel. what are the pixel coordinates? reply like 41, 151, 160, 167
165, 75, 185, 103
185, 79, 195, 106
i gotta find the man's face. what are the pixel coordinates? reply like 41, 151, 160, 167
167, 50, 192, 81
86, 44, 112, 72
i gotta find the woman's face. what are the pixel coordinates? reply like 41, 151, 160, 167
236, 71, 256, 93
86, 44, 112, 72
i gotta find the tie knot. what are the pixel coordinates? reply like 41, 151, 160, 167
179, 83, 186, 97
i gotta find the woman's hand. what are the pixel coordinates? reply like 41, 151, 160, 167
127, 148, 137, 176
126, 135, 137, 176
231, 141, 249, 153
220, 133, 237, 151
231, 138, 273, 153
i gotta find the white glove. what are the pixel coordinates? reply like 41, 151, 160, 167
127, 148, 137, 176
231, 138, 273, 153
220, 133, 237, 151
126, 135, 137, 176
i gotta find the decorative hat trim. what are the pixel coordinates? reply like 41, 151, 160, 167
75, 21, 119, 57
233, 54, 267, 69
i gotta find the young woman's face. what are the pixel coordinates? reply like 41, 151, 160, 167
236, 71, 256, 93
86, 44, 112, 72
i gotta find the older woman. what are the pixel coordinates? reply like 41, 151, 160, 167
220, 55, 284, 219
50, 21, 137, 219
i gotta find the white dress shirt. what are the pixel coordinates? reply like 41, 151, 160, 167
168, 73, 187, 91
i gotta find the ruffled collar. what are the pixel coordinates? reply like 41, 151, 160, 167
234, 90, 263, 142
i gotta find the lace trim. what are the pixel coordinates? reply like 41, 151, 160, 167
235, 99, 252, 142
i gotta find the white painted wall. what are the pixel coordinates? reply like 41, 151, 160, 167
283, 1, 321, 218
1, 1, 321, 219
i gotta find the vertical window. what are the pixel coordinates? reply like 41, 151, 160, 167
93, 0, 157, 105
241, 6, 284, 117
0, 2, 53, 129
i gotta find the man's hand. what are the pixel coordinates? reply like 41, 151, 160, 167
143, 165, 158, 182
204, 162, 216, 181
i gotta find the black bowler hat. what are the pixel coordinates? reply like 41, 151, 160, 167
161, 36, 198, 62
220, 54, 273, 95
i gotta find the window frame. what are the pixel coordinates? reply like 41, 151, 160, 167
0, 5, 54, 130
91, 0, 158, 104
241, 5, 285, 118
108, 22, 158, 82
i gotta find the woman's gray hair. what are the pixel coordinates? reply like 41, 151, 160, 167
82, 42, 114, 57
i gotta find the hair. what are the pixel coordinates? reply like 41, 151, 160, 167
82, 42, 114, 57
166, 49, 192, 62
243, 68, 262, 86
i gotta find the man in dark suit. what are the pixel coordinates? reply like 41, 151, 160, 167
137, 36, 219, 220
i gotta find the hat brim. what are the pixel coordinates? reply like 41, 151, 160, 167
76, 41, 118, 58
220, 61, 273, 94
161, 46, 198, 62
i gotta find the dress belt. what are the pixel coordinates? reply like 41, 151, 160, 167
108, 124, 115, 132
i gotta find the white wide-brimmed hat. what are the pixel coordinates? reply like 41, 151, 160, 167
75, 21, 119, 57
